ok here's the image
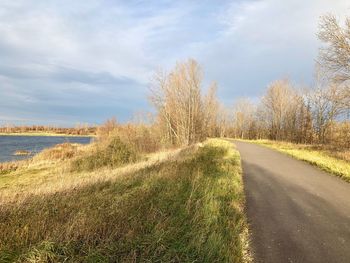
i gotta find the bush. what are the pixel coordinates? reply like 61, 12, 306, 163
97, 119, 163, 154
0, 161, 22, 175
117, 124, 162, 153
71, 137, 138, 171
35, 143, 79, 161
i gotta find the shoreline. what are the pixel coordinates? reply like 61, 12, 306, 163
0, 132, 95, 138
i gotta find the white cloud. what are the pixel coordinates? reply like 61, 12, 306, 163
196, 0, 350, 101
0, 0, 349, 124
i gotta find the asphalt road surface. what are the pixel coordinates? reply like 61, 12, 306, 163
234, 141, 350, 263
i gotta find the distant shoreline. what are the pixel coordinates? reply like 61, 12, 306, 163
0, 132, 95, 137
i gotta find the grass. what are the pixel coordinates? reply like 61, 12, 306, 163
71, 137, 139, 171
0, 139, 250, 262
248, 139, 350, 182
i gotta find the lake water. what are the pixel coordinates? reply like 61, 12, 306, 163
0, 135, 92, 163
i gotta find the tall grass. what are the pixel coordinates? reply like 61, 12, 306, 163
0, 161, 23, 175
0, 139, 250, 262
35, 143, 80, 161
71, 137, 139, 171
250, 139, 350, 182
96, 119, 163, 153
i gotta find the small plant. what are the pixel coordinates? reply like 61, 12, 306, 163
0, 161, 23, 175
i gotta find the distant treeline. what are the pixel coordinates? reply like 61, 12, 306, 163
229, 14, 350, 148
0, 125, 97, 136
146, 14, 350, 149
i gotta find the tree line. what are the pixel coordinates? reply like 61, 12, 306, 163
149, 14, 349, 148
0, 124, 97, 136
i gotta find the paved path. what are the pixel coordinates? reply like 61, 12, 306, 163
234, 141, 350, 263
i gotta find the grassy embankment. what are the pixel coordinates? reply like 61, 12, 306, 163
249, 139, 350, 182
0, 138, 250, 262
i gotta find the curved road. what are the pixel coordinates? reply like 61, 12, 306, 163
234, 141, 350, 263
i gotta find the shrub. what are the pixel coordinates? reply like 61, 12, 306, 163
117, 124, 162, 153
97, 119, 163, 154
71, 137, 138, 171
34, 143, 79, 161
0, 161, 22, 175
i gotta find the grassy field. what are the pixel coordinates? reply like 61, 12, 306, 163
0, 139, 250, 262
249, 140, 350, 182
0, 132, 94, 137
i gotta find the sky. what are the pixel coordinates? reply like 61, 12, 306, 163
0, 0, 349, 126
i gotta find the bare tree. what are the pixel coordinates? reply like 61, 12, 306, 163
318, 14, 350, 84
309, 84, 346, 143
261, 79, 296, 140
150, 59, 205, 146
217, 103, 230, 138
203, 82, 220, 138
318, 14, 350, 112
307, 66, 348, 143
232, 98, 255, 139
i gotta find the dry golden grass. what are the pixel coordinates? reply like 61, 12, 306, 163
0, 146, 182, 206
0, 139, 250, 262
0, 161, 22, 175
250, 140, 350, 182
34, 143, 81, 161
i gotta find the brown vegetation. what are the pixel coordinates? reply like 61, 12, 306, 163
0, 138, 249, 262
0, 161, 25, 175
13, 150, 31, 156
35, 143, 82, 161
71, 137, 139, 172
96, 117, 162, 153
0, 124, 96, 136
150, 59, 227, 147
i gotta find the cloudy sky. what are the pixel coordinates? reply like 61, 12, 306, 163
0, 0, 349, 126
